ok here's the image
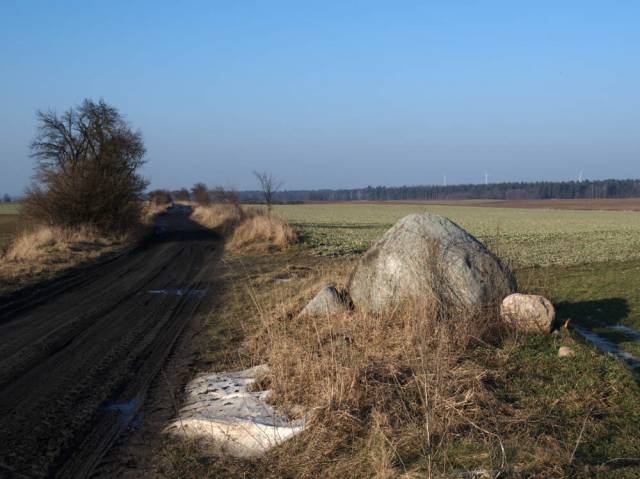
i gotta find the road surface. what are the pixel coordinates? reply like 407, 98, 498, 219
0, 206, 220, 478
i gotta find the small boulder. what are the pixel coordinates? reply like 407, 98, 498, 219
558, 346, 575, 357
500, 293, 555, 333
299, 284, 350, 318
348, 213, 516, 314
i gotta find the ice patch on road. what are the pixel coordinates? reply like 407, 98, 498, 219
165, 364, 305, 458
103, 397, 142, 425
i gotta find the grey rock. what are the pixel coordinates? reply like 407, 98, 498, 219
500, 293, 555, 333
299, 284, 350, 318
348, 213, 516, 314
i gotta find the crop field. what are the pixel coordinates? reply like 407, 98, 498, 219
0, 203, 23, 250
277, 202, 640, 366
276, 203, 640, 267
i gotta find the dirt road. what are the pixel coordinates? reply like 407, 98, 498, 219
0, 206, 221, 478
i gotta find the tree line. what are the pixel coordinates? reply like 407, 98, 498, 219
234, 179, 640, 203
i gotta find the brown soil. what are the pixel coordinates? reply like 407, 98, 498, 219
0, 206, 222, 478
469, 198, 640, 211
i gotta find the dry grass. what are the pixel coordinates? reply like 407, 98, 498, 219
142, 201, 171, 225
191, 204, 297, 251
229, 213, 297, 251
191, 203, 243, 232
0, 225, 125, 296
248, 285, 507, 478
152, 251, 640, 478
4, 225, 108, 261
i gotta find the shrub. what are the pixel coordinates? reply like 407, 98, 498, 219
148, 189, 173, 206
191, 182, 211, 205
23, 99, 147, 234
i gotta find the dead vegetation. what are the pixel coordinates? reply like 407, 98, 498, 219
0, 200, 168, 297
246, 283, 510, 477
191, 203, 297, 251
0, 225, 125, 296
153, 251, 640, 478
229, 213, 297, 251
142, 201, 171, 225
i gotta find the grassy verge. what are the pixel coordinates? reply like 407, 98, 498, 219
519, 260, 640, 360
190, 204, 297, 252
155, 246, 640, 478
0, 202, 165, 297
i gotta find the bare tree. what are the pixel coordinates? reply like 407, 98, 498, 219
148, 189, 172, 206
211, 186, 243, 218
253, 171, 282, 212
191, 182, 210, 205
172, 188, 190, 202
24, 99, 147, 233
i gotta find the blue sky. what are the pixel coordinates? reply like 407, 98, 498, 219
1, 1, 639, 194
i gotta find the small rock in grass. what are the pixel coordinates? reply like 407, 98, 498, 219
500, 293, 555, 334
299, 284, 350, 318
558, 346, 575, 357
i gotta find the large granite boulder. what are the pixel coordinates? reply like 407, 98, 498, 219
348, 213, 516, 314
500, 293, 555, 333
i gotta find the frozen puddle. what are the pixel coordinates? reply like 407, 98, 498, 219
165, 364, 305, 458
103, 397, 142, 425
608, 324, 640, 341
573, 325, 640, 373
147, 288, 207, 298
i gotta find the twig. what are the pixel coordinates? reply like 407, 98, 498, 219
569, 410, 591, 464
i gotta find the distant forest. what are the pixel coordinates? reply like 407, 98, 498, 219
238, 179, 640, 203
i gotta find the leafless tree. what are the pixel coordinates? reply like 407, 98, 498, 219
148, 189, 172, 206
172, 188, 190, 202
253, 171, 282, 212
24, 99, 147, 233
191, 182, 210, 205
211, 186, 243, 218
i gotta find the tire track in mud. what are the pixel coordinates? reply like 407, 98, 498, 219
0, 209, 221, 478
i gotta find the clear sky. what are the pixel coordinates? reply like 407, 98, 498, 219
1, 1, 639, 194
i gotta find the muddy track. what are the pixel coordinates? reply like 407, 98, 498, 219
0, 207, 221, 478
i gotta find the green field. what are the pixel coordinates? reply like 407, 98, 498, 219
0, 203, 23, 250
0, 203, 21, 215
276, 203, 640, 367
276, 203, 640, 267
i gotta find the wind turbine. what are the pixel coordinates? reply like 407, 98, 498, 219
484, 171, 489, 185
443, 174, 447, 187
578, 170, 584, 182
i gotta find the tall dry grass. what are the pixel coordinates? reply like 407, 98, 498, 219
0, 224, 126, 296
4, 225, 114, 262
191, 203, 243, 233
229, 213, 297, 251
191, 204, 297, 251
141, 201, 171, 225
245, 285, 509, 477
